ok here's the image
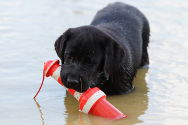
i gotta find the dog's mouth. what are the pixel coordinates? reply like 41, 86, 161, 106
75, 86, 89, 93
76, 81, 98, 93
63, 79, 98, 93
88, 81, 97, 88
74, 78, 90, 93
67, 84, 89, 93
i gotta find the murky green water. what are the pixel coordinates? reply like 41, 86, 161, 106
0, 0, 188, 125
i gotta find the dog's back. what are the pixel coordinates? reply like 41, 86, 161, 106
91, 2, 150, 68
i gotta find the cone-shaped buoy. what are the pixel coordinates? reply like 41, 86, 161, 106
43, 60, 127, 120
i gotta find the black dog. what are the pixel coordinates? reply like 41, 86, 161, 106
54, 2, 150, 95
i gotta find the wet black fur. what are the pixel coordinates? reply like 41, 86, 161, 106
54, 2, 150, 95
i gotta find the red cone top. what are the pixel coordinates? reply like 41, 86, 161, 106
44, 60, 59, 77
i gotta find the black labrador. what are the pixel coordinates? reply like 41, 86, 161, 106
54, 2, 150, 95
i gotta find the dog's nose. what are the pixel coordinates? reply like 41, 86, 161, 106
67, 77, 79, 87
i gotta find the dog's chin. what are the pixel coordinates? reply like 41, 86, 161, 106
64, 84, 89, 93
74, 87, 89, 93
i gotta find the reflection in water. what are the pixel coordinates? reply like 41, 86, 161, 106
109, 68, 149, 125
64, 92, 114, 125
33, 69, 148, 125
34, 99, 45, 125
64, 68, 149, 125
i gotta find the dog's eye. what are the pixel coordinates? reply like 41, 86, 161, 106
67, 56, 74, 61
64, 55, 74, 64
67, 56, 72, 60
83, 58, 93, 65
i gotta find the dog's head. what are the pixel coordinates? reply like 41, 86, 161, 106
54, 26, 124, 92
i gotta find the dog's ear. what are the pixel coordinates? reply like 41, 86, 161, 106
54, 28, 72, 62
103, 38, 124, 80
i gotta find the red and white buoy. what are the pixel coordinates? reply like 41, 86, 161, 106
35, 60, 127, 120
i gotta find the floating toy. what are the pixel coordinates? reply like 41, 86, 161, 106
34, 60, 127, 120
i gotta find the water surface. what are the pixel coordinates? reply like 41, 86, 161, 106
0, 0, 188, 125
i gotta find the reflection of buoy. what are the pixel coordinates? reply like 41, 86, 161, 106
36, 60, 127, 120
